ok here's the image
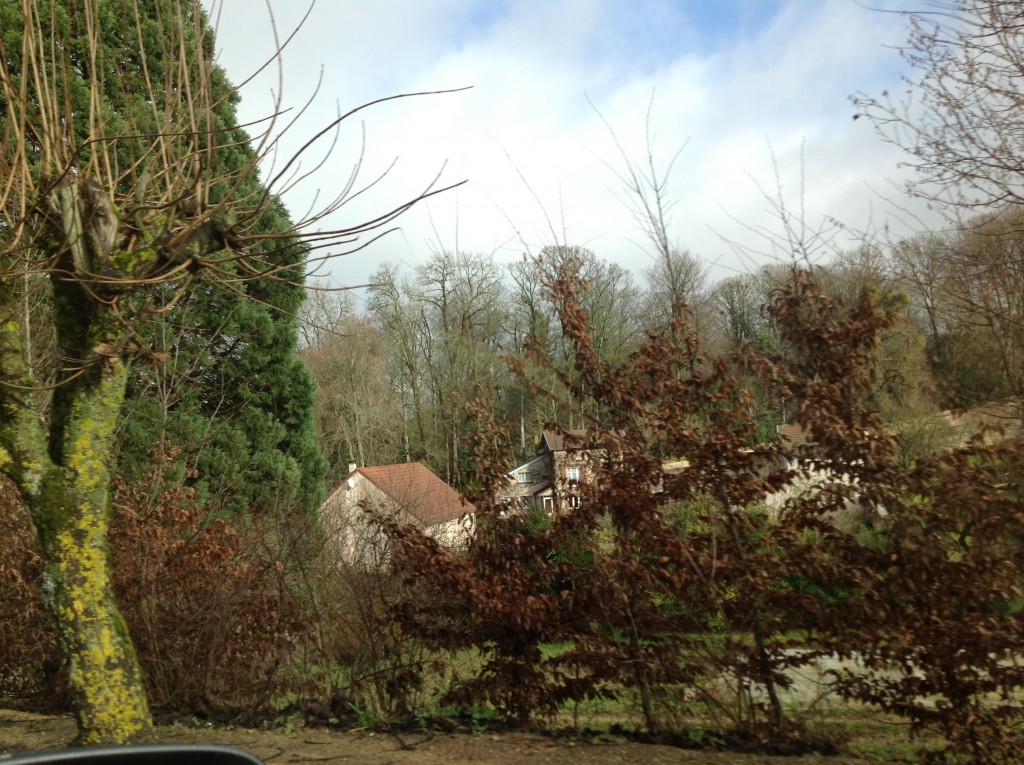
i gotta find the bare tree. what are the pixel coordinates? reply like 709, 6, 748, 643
302, 312, 407, 482
366, 253, 511, 481
591, 94, 709, 330
853, 1, 1024, 214
859, 0, 1024, 409
642, 246, 710, 334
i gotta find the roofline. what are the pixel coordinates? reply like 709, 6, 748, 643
541, 428, 589, 452
507, 453, 548, 476
348, 462, 475, 523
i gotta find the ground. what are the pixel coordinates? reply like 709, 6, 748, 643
0, 709, 900, 765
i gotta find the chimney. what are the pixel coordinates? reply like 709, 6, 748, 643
347, 462, 358, 476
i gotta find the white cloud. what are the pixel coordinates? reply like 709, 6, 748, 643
207, 0, 934, 291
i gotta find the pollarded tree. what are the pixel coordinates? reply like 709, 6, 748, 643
0, 0, 458, 743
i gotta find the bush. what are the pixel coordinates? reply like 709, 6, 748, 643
0, 450, 307, 717
0, 476, 62, 707
296, 558, 446, 725
381, 266, 1024, 763
109, 455, 308, 715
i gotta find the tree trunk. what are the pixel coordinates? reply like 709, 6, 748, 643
0, 177, 154, 744
0, 308, 153, 743
35, 361, 153, 744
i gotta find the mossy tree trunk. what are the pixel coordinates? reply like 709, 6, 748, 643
0, 178, 153, 744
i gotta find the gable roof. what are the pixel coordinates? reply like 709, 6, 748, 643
355, 462, 473, 526
541, 429, 588, 452
507, 453, 548, 476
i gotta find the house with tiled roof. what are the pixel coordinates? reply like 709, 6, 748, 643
320, 462, 475, 567
502, 429, 610, 513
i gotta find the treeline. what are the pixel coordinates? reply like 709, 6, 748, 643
302, 208, 1024, 486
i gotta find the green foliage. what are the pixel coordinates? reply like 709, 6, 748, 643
110, 73, 325, 518
116, 278, 327, 517
0, 0, 331, 743
518, 506, 554, 534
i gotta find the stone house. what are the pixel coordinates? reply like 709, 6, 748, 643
502, 429, 610, 513
320, 461, 475, 567
766, 424, 831, 516
765, 424, 882, 523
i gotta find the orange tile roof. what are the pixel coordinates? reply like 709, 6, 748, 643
355, 462, 473, 526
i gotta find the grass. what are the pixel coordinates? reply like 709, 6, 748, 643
536, 671, 959, 761
794, 705, 946, 762
273, 638, 979, 761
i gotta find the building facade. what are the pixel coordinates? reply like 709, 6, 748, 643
502, 429, 608, 513
321, 461, 475, 567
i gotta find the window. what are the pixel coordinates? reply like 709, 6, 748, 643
568, 495, 582, 510
565, 465, 582, 483
516, 471, 532, 484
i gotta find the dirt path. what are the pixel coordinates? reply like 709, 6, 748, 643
0, 710, 894, 765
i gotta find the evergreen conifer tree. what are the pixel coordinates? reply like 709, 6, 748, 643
0, 0, 454, 741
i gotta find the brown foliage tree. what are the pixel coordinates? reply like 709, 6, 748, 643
379, 260, 1024, 763
109, 457, 306, 715
379, 265, 872, 741
0, 450, 309, 719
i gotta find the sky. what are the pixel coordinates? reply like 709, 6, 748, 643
206, 0, 932, 296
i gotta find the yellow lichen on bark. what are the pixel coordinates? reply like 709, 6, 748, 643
51, 503, 152, 744
36, 355, 154, 744
69, 427, 103, 494
66, 370, 125, 495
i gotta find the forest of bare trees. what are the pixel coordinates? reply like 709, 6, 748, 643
301, 226, 1022, 485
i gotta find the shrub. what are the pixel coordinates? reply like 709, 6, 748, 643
0, 450, 307, 718
109, 454, 307, 715
381, 265, 1024, 763
0, 476, 62, 707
